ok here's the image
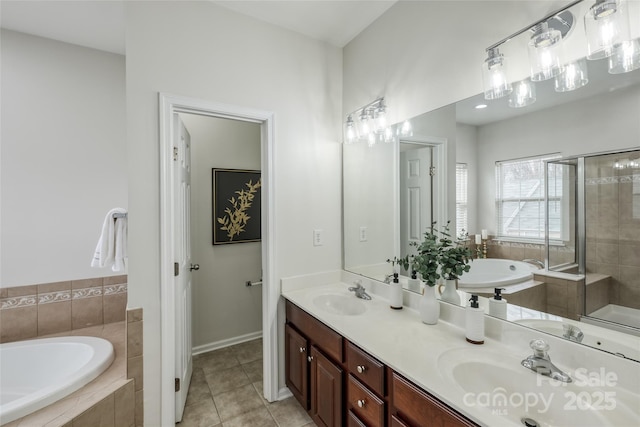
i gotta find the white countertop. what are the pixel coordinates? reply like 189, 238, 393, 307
281, 275, 640, 427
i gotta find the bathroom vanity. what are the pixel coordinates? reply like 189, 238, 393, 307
281, 273, 640, 427
285, 300, 475, 426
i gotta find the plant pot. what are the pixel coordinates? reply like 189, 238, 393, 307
440, 279, 461, 305
419, 285, 440, 325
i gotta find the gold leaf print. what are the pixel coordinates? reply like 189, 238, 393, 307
217, 178, 262, 241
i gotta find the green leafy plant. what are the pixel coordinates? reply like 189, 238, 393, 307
392, 221, 473, 287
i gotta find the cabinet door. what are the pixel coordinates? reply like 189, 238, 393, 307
285, 324, 309, 410
310, 346, 343, 427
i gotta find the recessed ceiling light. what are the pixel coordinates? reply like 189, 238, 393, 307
475, 104, 488, 109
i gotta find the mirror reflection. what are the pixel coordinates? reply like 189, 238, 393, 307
343, 18, 640, 360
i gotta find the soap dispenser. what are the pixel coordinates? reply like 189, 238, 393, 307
489, 288, 507, 320
407, 270, 421, 293
465, 295, 485, 344
390, 273, 403, 310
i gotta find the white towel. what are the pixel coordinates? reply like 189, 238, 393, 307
91, 208, 128, 272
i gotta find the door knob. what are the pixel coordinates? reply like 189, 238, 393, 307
189, 264, 200, 271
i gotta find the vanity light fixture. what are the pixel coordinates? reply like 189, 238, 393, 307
528, 22, 565, 81
584, 0, 631, 60
609, 38, 640, 73
555, 59, 589, 91
482, 47, 512, 100
398, 119, 413, 137
344, 114, 357, 144
343, 98, 393, 145
508, 79, 536, 108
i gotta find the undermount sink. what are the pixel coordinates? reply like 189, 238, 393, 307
313, 294, 367, 316
437, 348, 636, 426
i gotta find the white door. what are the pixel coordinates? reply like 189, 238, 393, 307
174, 115, 193, 422
400, 144, 433, 264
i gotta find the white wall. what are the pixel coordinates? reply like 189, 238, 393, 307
476, 84, 640, 233
0, 30, 126, 287
124, 2, 342, 423
179, 113, 263, 350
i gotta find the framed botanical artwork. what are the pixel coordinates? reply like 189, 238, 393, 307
212, 168, 262, 245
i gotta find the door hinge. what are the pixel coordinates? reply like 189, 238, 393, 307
173, 146, 178, 161
429, 166, 436, 177
174, 262, 179, 276
175, 378, 180, 392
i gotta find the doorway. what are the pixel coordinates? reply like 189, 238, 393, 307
159, 94, 278, 425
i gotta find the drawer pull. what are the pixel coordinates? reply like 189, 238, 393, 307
299, 346, 306, 353
307, 355, 314, 362
356, 365, 367, 374
357, 399, 366, 408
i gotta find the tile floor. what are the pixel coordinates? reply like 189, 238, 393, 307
177, 338, 314, 427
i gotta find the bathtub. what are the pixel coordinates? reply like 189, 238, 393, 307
0, 336, 114, 424
458, 258, 535, 288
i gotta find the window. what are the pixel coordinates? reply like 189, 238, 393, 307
496, 154, 561, 241
456, 163, 468, 238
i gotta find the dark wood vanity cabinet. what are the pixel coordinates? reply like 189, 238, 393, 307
391, 373, 477, 427
285, 301, 344, 426
285, 300, 478, 427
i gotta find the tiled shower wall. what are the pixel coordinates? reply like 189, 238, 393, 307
585, 154, 640, 311
0, 275, 127, 343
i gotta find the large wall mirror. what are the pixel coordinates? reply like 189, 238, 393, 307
343, 0, 640, 361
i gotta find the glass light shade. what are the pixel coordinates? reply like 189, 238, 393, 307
584, 0, 631, 60
554, 59, 589, 91
482, 48, 512, 100
508, 79, 536, 108
357, 109, 372, 137
528, 23, 564, 81
344, 115, 357, 144
383, 127, 394, 143
609, 38, 640, 73
374, 103, 387, 132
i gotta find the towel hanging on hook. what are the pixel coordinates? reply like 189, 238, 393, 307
91, 208, 128, 272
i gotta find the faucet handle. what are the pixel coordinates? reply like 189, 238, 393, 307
530, 339, 550, 358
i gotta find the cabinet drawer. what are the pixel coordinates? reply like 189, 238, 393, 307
392, 373, 477, 427
347, 410, 367, 427
348, 375, 385, 427
347, 341, 385, 396
391, 415, 410, 427
286, 301, 343, 362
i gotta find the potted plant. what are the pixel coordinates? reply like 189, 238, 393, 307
409, 221, 473, 324
437, 224, 473, 305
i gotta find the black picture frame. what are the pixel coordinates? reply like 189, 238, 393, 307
212, 168, 262, 245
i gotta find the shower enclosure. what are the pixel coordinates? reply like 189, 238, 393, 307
546, 148, 640, 334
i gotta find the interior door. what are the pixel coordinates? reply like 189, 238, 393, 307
174, 115, 193, 421
400, 144, 433, 262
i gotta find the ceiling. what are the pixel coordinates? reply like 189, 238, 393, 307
0, 0, 397, 55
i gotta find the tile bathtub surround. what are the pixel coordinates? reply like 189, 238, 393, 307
181, 339, 313, 427
127, 307, 144, 427
3, 322, 131, 427
0, 275, 127, 343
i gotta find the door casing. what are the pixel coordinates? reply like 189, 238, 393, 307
159, 93, 278, 425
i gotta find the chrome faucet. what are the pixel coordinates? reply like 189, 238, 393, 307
562, 324, 584, 343
383, 274, 394, 284
348, 281, 372, 300
523, 258, 545, 269
522, 339, 572, 383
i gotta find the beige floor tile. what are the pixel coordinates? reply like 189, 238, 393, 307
177, 398, 221, 427
266, 397, 312, 427
252, 381, 268, 405
205, 365, 250, 396
221, 406, 276, 427
231, 339, 262, 364
241, 358, 263, 383
196, 347, 240, 373
213, 384, 263, 421
186, 368, 213, 407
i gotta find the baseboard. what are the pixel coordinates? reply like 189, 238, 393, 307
277, 386, 293, 401
192, 330, 263, 355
